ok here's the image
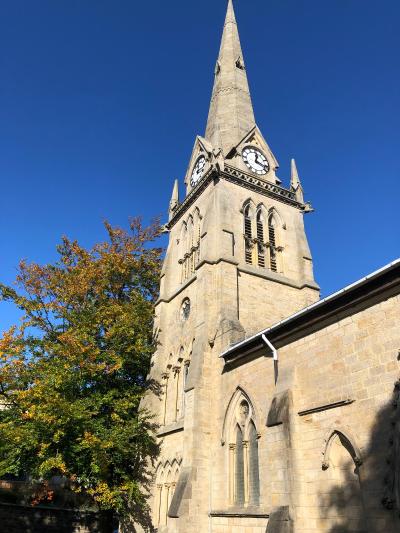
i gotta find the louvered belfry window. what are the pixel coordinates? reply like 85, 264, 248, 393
268, 216, 278, 272
256, 211, 265, 268
244, 206, 253, 265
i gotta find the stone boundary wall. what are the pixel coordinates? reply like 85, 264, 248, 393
0, 502, 107, 533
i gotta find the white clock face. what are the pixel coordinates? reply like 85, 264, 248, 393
242, 147, 269, 175
190, 156, 206, 187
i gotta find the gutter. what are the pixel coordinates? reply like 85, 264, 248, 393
221, 258, 400, 362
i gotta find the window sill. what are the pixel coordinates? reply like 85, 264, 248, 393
157, 419, 184, 437
210, 507, 270, 518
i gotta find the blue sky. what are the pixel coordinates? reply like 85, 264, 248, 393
0, 0, 399, 332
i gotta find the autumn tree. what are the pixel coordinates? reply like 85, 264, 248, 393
0, 219, 162, 531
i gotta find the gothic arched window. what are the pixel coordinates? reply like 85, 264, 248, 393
162, 342, 193, 425
244, 204, 253, 265
179, 210, 202, 282
268, 213, 278, 272
186, 216, 194, 276
225, 392, 260, 507
154, 460, 181, 528
256, 209, 265, 268
193, 208, 201, 270
179, 223, 187, 283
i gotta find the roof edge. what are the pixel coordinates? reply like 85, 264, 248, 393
221, 258, 400, 361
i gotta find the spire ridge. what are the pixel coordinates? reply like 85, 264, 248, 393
205, 0, 256, 155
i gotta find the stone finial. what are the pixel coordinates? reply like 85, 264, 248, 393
169, 179, 179, 221
290, 158, 304, 204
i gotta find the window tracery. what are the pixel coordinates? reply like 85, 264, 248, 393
242, 201, 284, 274
224, 390, 260, 507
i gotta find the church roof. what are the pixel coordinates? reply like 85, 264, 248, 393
205, 0, 256, 155
221, 258, 400, 365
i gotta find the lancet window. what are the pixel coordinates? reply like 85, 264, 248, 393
154, 460, 181, 527
225, 391, 260, 507
244, 204, 253, 265
256, 210, 265, 268
268, 212, 278, 272
162, 342, 192, 426
179, 209, 201, 282
242, 202, 283, 274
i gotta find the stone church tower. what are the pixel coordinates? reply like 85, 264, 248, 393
137, 3, 400, 532
145, 2, 320, 531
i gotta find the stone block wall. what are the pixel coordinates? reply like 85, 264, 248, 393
0, 503, 110, 533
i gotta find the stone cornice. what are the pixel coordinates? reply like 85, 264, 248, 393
157, 419, 184, 437
223, 164, 303, 209
238, 264, 320, 291
298, 399, 354, 417
156, 275, 197, 306
167, 165, 307, 230
209, 508, 270, 518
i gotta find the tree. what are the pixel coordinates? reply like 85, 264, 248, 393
0, 218, 162, 531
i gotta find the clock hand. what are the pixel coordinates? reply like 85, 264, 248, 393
254, 155, 263, 168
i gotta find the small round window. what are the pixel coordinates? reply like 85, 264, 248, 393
180, 298, 191, 322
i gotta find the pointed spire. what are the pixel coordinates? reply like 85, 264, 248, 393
169, 179, 179, 220
205, 0, 256, 155
290, 159, 304, 203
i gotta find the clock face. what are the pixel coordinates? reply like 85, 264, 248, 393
191, 156, 206, 187
242, 147, 269, 175
180, 298, 191, 322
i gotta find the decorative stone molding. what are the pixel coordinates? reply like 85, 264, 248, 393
298, 399, 354, 417
221, 386, 261, 445
210, 508, 270, 518
167, 164, 307, 230
157, 419, 184, 437
322, 426, 363, 471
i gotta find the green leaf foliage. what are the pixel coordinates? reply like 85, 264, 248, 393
0, 218, 162, 524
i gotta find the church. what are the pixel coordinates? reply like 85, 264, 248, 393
143, 1, 400, 532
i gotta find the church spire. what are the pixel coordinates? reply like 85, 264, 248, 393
205, 0, 256, 155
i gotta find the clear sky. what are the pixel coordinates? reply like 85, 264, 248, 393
0, 0, 399, 332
